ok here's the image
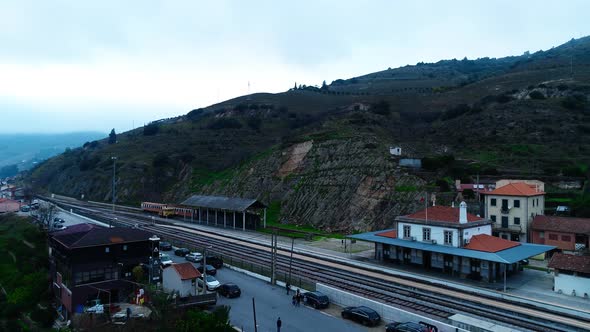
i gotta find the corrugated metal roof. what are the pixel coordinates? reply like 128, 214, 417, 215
348, 230, 554, 264
180, 195, 265, 212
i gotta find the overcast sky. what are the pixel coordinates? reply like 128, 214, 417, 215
1, 0, 588, 134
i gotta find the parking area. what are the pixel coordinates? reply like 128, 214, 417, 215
164, 246, 374, 332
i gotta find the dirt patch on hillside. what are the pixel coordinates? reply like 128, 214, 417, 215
277, 141, 313, 178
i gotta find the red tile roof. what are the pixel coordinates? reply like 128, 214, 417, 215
532, 215, 590, 235
464, 234, 520, 253
548, 253, 590, 274
405, 206, 483, 223
172, 262, 201, 280
376, 230, 397, 238
484, 182, 544, 197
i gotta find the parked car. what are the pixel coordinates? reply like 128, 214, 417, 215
197, 275, 220, 291
175, 248, 190, 257
20, 205, 30, 212
185, 252, 203, 262
53, 224, 66, 231
196, 264, 217, 276
385, 322, 430, 332
159, 241, 172, 251
218, 283, 241, 298
159, 253, 173, 266
341, 306, 381, 326
53, 217, 65, 223
204, 255, 224, 269
303, 291, 329, 309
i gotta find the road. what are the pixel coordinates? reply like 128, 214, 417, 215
167, 250, 370, 332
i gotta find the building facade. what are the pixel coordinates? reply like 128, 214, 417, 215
548, 253, 590, 298
162, 263, 201, 297
531, 215, 590, 254
49, 224, 158, 319
483, 182, 545, 242
350, 202, 554, 285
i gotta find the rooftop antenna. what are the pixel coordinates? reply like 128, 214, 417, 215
247, 81, 251, 101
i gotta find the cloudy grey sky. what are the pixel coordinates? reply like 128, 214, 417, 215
1, 0, 588, 134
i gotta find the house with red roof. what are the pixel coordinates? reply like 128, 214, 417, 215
163, 262, 202, 297
0, 198, 21, 213
349, 201, 554, 285
482, 181, 545, 243
548, 253, 590, 298
531, 215, 590, 254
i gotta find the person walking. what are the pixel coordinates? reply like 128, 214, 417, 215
286, 282, 291, 295
277, 317, 282, 332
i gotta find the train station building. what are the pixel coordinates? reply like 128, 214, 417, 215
178, 195, 267, 231
348, 202, 554, 287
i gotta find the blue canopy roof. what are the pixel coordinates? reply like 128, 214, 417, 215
348, 230, 555, 264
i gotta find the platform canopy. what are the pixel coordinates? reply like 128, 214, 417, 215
348, 230, 555, 264
180, 195, 266, 212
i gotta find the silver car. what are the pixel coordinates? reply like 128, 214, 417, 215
185, 252, 203, 262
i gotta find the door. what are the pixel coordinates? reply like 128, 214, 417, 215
470, 259, 481, 280
403, 248, 412, 264
501, 216, 509, 228
443, 255, 453, 274
423, 251, 431, 269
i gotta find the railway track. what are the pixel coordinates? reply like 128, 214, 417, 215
48, 197, 590, 331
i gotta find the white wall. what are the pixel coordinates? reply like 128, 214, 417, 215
162, 267, 196, 296
397, 223, 491, 247
317, 283, 465, 332
554, 274, 590, 298
463, 225, 492, 243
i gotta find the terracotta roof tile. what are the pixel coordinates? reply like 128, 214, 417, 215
484, 182, 544, 197
172, 262, 201, 280
532, 215, 590, 235
465, 234, 520, 253
548, 253, 590, 274
376, 230, 397, 238
405, 206, 483, 223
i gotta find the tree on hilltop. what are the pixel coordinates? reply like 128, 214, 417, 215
108, 129, 117, 144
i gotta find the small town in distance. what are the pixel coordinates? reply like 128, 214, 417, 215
1, 3, 590, 332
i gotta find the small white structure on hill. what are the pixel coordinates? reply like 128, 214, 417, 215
389, 146, 402, 156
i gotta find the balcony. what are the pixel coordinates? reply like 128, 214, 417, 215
500, 207, 510, 214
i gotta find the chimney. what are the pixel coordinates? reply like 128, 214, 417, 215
451, 201, 455, 208
459, 201, 467, 224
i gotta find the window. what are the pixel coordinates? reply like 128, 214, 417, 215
513, 199, 520, 208
490, 215, 497, 222
105, 247, 110, 253
403, 225, 411, 238
491, 198, 497, 206
548, 234, 558, 241
501, 199, 508, 211
514, 217, 520, 225
123, 245, 127, 251
539, 231, 544, 239
422, 228, 431, 241
562, 235, 571, 242
533, 199, 535, 207
444, 231, 453, 245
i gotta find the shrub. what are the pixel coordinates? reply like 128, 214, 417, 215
528, 91, 545, 100
207, 118, 243, 130
561, 94, 587, 110
152, 153, 170, 168
496, 94, 514, 103
143, 123, 160, 136
557, 84, 568, 91
187, 108, 205, 121
441, 104, 471, 120
246, 116, 261, 131
370, 100, 390, 115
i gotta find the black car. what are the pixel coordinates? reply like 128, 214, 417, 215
53, 217, 65, 223
196, 264, 217, 276
218, 283, 241, 298
303, 291, 329, 309
204, 255, 223, 269
174, 248, 190, 257
159, 242, 172, 251
385, 322, 429, 332
341, 306, 380, 326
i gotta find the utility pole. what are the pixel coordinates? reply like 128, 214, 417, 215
252, 297, 258, 332
287, 237, 295, 286
270, 229, 277, 285
111, 156, 117, 213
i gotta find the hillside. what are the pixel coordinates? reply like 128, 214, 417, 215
0, 132, 105, 178
28, 37, 590, 232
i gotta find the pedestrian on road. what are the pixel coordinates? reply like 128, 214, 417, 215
286, 282, 291, 295
277, 317, 282, 332
296, 294, 301, 307
292, 295, 296, 306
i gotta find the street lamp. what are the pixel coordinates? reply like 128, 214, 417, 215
111, 156, 117, 213
149, 235, 160, 285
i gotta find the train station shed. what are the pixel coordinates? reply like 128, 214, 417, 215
347, 202, 555, 290
179, 195, 267, 231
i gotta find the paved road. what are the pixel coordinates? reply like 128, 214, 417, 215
167, 251, 369, 332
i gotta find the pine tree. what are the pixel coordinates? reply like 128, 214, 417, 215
108, 128, 117, 144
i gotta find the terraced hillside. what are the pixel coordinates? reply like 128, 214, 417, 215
28, 37, 590, 232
